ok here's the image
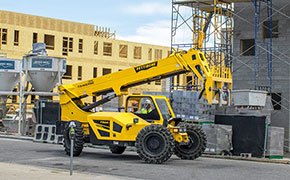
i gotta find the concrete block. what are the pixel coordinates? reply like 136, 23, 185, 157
33, 124, 62, 144
202, 124, 232, 154
266, 126, 284, 157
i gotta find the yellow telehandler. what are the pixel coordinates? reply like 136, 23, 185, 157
58, 49, 232, 163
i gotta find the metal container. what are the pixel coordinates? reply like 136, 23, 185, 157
0, 58, 21, 120
23, 55, 66, 92
0, 58, 21, 91
2, 111, 33, 133
202, 124, 232, 154
232, 89, 267, 107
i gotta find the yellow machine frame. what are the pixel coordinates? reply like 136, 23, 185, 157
59, 48, 232, 144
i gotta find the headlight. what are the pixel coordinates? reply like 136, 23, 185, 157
173, 128, 179, 133
180, 128, 187, 133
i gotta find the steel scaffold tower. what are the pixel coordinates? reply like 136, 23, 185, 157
253, 0, 273, 92
170, 0, 234, 91
170, 0, 273, 92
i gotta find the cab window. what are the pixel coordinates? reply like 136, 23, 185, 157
127, 97, 160, 121
155, 98, 172, 122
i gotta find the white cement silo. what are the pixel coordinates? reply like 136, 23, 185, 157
23, 55, 66, 92
0, 58, 21, 120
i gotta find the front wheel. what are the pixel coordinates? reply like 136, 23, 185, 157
174, 124, 206, 160
63, 120, 84, 156
135, 125, 174, 164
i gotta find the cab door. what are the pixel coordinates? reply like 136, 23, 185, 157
125, 96, 161, 123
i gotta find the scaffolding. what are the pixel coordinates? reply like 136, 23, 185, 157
171, 0, 290, 153
227, 0, 290, 151
253, 0, 273, 92
171, 0, 234, 91
170, 0, 275, 90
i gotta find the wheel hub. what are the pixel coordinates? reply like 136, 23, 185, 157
147, 137, 161, 150
144, 133, 165, 155
179, 132, 199, 152
186, 136, 194, 148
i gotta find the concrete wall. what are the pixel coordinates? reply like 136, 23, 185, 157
233, 1, 290, 150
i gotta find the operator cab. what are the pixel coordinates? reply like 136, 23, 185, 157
125, 95, 173, 126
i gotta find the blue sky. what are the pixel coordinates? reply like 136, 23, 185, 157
0, 0, 172, 46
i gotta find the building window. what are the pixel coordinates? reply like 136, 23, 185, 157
154, 49, 162, 60
63, 37, 73, 55
30, 96, 35, 104
33, 33, 38, 44
134, 46, 142, 59
102, 68, 111, 75
271, 93, 282, 110
78, 39, 83, 53
78, 66, 82, 80
119, 44, 128, 58
263, 20, 278, 39
94, 41, 98, 55
1, 28, 7, 45
62, 37, 68, 55
63, 65, 72, 79
240, 39, 255, 56
93, 67, 98, 78
44, 34, 55, 50
103, 42, 112, 56
155, 80, 161, 85
30, 88, 35, 104
148, 48, 152, 60
176, 75, 180, 85
12, 88, 17, 103
69, 37, 73, 52
14, 30, 19, 46
186, 76, 193, 90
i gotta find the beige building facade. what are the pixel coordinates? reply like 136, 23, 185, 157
0, 10, 189, 104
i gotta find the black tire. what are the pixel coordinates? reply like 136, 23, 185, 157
63, 120, 84, 156
109, 145, 126, 154
136, 124, 174, 164
174, 124, 206, 160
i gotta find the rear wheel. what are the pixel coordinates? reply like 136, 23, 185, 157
136, 125, 174, 164
63, 120, 84, 156
109, 145, 126, 154
174, 124, 206, 160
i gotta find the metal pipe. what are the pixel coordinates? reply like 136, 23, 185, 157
81, 93, 116, 111
18, 63, 23, 135
23, 92, 59, 96
70, 137, 73, 176
0, 92, 20, 95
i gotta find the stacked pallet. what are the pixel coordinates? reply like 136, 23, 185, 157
144, 91, 215, 121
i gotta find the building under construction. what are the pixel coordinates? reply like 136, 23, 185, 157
171, 0, 289, 151
0, 10, 170, 105
0, 1, 288, 154
232, 0, 289, 151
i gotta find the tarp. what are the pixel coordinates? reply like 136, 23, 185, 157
215, 115, 266, 157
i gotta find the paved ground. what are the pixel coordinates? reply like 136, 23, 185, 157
0, 138, 289, 180
0, 162, 134, 180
